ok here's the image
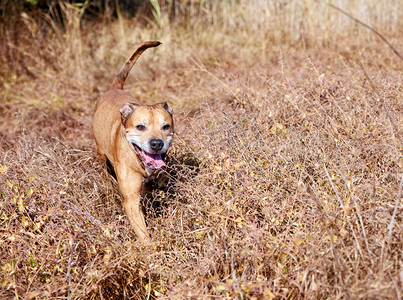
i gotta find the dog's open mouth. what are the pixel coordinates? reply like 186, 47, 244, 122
132, 144, 166, 170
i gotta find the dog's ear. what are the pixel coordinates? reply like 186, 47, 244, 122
159, 102, 173, 115
120, 102, 137, 127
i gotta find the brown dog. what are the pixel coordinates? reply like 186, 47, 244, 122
92, 41, 174, 242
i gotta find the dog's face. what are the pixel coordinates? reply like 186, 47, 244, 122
120, 102, 174, 170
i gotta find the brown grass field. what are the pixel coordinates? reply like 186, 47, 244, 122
0, 0, 402, 299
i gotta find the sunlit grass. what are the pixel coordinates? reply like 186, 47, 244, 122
0, 1, 402, 298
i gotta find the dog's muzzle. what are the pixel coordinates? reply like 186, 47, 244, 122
132, 143, 166, 170
150, 139, 164, 152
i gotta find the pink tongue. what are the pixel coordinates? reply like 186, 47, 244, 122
139, 151, 165, 170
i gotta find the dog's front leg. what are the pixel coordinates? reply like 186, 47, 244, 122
115, 166, 149, 242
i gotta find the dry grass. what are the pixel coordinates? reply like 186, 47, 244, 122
1, 1, 402, 299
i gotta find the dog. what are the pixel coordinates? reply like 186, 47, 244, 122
92, 41, 174, 243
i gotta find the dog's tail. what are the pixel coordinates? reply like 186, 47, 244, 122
110, 41, 161, 90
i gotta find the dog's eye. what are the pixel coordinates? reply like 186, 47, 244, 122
136, 125, 145, 131
162, 124, 171, 130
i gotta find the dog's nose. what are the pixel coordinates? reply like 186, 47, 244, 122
150, 139, 164, 151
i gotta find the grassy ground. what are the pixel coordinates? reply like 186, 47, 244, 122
1, 1, 402, 299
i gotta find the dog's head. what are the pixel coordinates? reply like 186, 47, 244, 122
120, 102, 174, 171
